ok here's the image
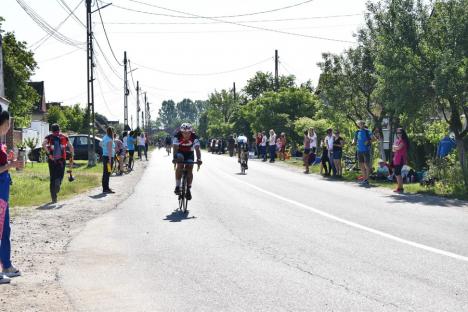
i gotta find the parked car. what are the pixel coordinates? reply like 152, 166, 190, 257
27, 134, 102, 162
69, 134, 102, 161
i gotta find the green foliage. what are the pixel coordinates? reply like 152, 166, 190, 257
63, 104, 85, 133
427, 152, 466, 197
243, 71, 296, 100
1, 20, 39, 128
47, 106, 68, 130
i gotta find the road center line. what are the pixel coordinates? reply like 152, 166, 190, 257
222, 172, 468, 263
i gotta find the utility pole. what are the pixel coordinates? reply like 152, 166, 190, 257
136, 81, 140, 130
123, 51, 128, 130
146, 101, 150, 134
233, 82, 237, 101
274, 49, 279, 91
131, 115, 133, 130
86, 0, 96, 166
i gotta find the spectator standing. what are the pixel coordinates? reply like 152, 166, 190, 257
102, 127, 115, 193
333, 130, 345, 177
114, 134, 124, 175
260, 131, 267, 162
303, 130, 311, 174
320, 137, 330, 176
255, 133, 262, 158
228, 135, 235, 157
353, 121, 374, 186
268, 129, 277, 163
127, 131, 136, 170
392, 128, 409, 193
325, 128, 335, 176
279, 133, 287, 161
137, 133, 146, 161
309, 128, 317, 154
42, 124, 74, 203
144, 133, 149, 161
0, 109, 23, 283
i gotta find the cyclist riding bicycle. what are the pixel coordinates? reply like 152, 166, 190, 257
172, 123, 202, 200
237, 134, 249, 169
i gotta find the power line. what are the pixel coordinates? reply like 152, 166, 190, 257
96, 0, 123, 66
56, 0, 86, 27
110, 0, 355, 43
96, 14, 363, 25
109, 24, 360, 35
95, 69, 120, 119
16, 0, 85, 49
31, 0, 85, 50
132, 57, 272, 77
36, 47, 82, 63
117, 0, 315, 19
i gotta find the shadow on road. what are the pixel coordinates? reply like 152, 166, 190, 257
164, 210, 196, 222
386, 193, 467, 207
89, 193, 108, 199
37, 203, 65, 210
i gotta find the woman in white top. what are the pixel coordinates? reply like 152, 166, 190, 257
137, 133, 146, 161
268, 129, 277, 163
308, 128, 317, 154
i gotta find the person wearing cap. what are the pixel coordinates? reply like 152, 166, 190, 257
42, 124, 74, 203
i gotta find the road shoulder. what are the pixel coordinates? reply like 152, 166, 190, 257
0, 156, 150, 311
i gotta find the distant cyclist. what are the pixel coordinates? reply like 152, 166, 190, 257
172, 123, 202, 200
237, 133, 249, 169
165, 135, 172, 155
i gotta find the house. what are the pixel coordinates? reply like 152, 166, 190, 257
28, 81, 47, 121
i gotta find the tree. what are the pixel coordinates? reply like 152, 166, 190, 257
47, 106, 68, 130
62, 104, 85, 133
1, 17, 39, 128
243, 71, 296, 100
317, 28, 380, 127
369, 0, 468, 189
176, 98, 198, 123
157, 100, 178, 130
424, 0, 468, 188
242, 87, 319, 149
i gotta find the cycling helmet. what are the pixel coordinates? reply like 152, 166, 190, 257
180, 123, 193, 132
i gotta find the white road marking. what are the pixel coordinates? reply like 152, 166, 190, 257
223, 172, 468, 263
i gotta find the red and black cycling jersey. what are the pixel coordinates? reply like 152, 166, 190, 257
172, 132, 200, 153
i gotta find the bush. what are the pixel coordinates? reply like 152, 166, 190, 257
427, 152, 466, 197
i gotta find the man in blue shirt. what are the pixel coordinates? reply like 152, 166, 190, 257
352, 120, 374, 185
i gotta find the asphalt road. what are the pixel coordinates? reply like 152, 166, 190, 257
61, 149, 468, 312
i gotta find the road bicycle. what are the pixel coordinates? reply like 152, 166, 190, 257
175, 160, 200, 214
112, 154, 131, 175
344, 154, 358, 172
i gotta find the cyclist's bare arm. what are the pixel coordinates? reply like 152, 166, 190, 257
195, 145, 202, 164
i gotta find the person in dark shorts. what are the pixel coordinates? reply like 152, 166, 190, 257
172, 123, 202, 200
333, 130, 345, 177
353, 121, 374, 185
320, 138, 330, 176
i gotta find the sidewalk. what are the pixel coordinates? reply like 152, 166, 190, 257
0, 155, 150, 311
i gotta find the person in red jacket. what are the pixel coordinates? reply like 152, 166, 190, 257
42, 124, 74, 203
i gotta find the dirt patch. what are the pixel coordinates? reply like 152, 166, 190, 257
0, 158, 149, 312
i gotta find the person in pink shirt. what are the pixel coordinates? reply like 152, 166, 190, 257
392, 128, 409, 193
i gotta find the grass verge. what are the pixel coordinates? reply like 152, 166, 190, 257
282, 157, 468, 201
9, 161, 102, 211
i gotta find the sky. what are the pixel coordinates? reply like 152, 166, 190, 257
2, 0, 368, 127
